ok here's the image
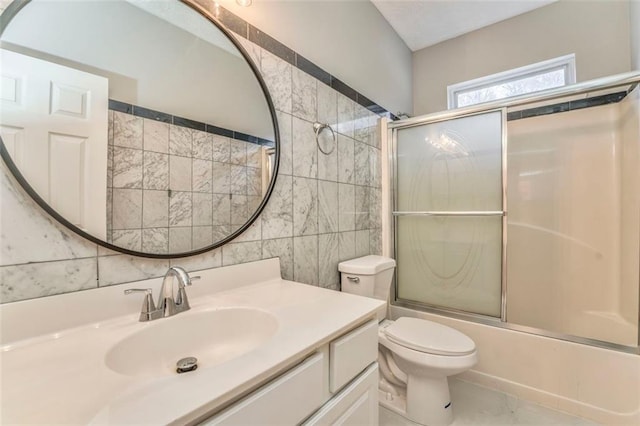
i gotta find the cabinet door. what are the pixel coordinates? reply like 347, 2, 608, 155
304, 363, 378, 426
329, 319, 378, 393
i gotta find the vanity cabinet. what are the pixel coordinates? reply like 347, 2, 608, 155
202, 319, 379, 425
0, 259, 386, 425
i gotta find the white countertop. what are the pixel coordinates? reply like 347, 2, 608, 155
0, 259, 384, 425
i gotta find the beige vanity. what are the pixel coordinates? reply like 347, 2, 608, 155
0, 259, 384, 424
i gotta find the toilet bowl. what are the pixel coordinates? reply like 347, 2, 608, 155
339, 255, 478, 426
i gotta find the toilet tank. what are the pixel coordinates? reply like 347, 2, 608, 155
338, 255, 396, 302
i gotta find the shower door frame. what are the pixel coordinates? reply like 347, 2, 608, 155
391, 108, 508, 321
388, 71, 640, 355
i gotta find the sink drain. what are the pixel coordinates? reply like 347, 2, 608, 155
176, 356, 198, 374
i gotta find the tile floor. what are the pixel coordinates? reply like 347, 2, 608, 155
379, 378, 597, 425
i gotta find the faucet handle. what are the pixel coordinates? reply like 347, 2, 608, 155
125, 288, 159, 322
188, 276, 201, 285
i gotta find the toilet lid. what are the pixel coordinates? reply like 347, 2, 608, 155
384, 317, 476, 356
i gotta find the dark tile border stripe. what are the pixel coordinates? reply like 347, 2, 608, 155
296, 54, 331, 87
217, 5, 395, 120
132, 105, 172, 123
108, 99, 274, 146
216, 6, 248, 38
205, 123, 233, 138
330, 77, 358, 103
507, 91, 628, 121
173, 115, 205, 132
108, 99, 132, 114
248, 24, 295, 65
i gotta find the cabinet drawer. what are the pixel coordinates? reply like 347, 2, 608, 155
329, 319, 378, 393
303, 363, 379, 426
203, 352, 324, 425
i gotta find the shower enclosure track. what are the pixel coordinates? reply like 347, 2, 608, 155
392, 211, 505, 217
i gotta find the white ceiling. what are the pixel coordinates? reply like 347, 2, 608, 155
371, 0, 558, 52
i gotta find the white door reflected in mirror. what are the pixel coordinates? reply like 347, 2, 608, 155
0, 48, 108, 239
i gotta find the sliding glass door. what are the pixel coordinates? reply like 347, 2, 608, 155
394, 110, 505, 317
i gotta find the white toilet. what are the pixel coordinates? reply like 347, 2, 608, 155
339, 255, 478, 426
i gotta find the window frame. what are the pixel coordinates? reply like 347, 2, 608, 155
447, 54, 577, 109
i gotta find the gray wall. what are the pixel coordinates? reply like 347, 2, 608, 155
0, 8, 384, 303
218, 0, 413, 116
413, 0, 633, 115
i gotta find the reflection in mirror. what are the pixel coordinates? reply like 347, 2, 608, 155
0, 0, 277, 256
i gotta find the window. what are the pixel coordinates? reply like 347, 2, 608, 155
447, 54, 576, 109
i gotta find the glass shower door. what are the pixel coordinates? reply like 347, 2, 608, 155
394, 110, 504, 317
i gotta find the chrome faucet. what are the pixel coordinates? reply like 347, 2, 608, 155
158, 266, 196, 317
125, 266, 200, 322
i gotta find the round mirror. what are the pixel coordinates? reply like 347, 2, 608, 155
0, 0, 279, 258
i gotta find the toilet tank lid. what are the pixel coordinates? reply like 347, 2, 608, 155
338, 255, 396, 275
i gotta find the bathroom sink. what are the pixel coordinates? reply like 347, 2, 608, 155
105, 308, 278, 377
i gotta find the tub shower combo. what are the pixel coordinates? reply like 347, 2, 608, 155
389, 72, 640, 353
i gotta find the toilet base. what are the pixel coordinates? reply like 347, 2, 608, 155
378, 388, 409, 418
406, 375, 453, 426
377, 376, 454, 426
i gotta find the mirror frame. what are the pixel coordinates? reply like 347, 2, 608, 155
0, 0, 280, 259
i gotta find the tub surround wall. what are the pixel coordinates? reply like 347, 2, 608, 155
618, 86, 640, 327
0, 3, 384, 303
506, 93, 639, 347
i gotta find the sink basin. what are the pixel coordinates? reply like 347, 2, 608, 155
105, 308, 278, 377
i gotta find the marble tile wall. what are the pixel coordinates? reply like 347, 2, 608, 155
0, 17, 384, 303
107, 110, 264, 254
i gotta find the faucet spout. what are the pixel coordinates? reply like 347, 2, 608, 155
158, 266, 194, 318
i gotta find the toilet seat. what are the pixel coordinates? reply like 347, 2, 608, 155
384, 317, 476, 356
379, 331, 478, 373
